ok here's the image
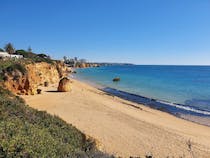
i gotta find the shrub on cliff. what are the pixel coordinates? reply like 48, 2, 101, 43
0, 86, 112, 157
0, 60, 27, 82
15, 49, 53, 64
0, 60, 26, 81
33, 56, 54, 64
16, 49, 36, 58
5, 63, 27, 75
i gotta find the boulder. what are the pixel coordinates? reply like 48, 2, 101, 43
44, 81, 49, 87
37, 89, 42, 94
57, 77, 71, 92
113, 77, 120, 82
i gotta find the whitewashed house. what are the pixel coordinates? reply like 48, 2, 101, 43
0, 52, 10, 58
0, 52, 23, 59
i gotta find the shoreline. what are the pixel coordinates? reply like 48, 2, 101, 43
73, 74, 210, 127
22, 79, 210, 157
101, 87, 210, 127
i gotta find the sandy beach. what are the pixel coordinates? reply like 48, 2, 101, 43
22, 79, 210, 158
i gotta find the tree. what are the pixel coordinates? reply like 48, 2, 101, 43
37, 53, 48, 58
4, 43, 15, 54
28, 46, 32, 53
0, 48, 4, 52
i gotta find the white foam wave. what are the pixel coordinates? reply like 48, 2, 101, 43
157, 100, 210, 116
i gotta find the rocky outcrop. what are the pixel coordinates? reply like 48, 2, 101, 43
55, 61, 68, 78
57, 77, 71, 92
113, 77, 120, 82
75, 63, 100, 68
3, 61, 67, 95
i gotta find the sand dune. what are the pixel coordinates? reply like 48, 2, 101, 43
22, 79, 210, 158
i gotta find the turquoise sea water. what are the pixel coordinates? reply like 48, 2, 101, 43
74, 65, 210, 116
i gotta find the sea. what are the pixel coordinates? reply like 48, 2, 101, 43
73, 65, 210, 126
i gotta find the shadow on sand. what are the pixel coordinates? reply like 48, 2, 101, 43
45, 90, 60, 93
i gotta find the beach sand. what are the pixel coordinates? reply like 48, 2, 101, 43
22, 79, 210, 158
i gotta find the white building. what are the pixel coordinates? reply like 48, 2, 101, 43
0, 52, 10, 58
0, 52, 23, 59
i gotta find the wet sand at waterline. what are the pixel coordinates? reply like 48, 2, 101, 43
22, 79, 210, 157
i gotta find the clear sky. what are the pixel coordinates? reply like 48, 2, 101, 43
0, 0, 210, 65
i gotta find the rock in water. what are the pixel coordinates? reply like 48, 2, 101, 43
57, 77, 71, 92
113, 77, 120, 82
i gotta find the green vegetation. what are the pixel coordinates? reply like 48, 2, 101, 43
0, 43, 53, 64
5, 63, 27, 75
15, 49, 36, 58
0, 60, 27, 81
0, 48, 4, 52
0, 86, 112, 157
15, 49, 53, 64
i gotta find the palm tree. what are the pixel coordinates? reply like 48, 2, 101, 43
4, 43, 15, 54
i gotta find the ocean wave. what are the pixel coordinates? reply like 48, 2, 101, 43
155, 100, 210, 116
102, 87, 210, 116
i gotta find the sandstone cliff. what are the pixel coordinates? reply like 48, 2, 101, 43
3, 61, 68, 95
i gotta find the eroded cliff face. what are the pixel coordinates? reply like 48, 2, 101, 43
75, 63, 100, 68
3, 61, 68, 95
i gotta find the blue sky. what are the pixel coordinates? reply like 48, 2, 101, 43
0, 0, 210, 65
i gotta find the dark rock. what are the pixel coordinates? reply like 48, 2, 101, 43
37, 89, 42, 94
44, 81, 49, 87
112, 77, 120, 82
